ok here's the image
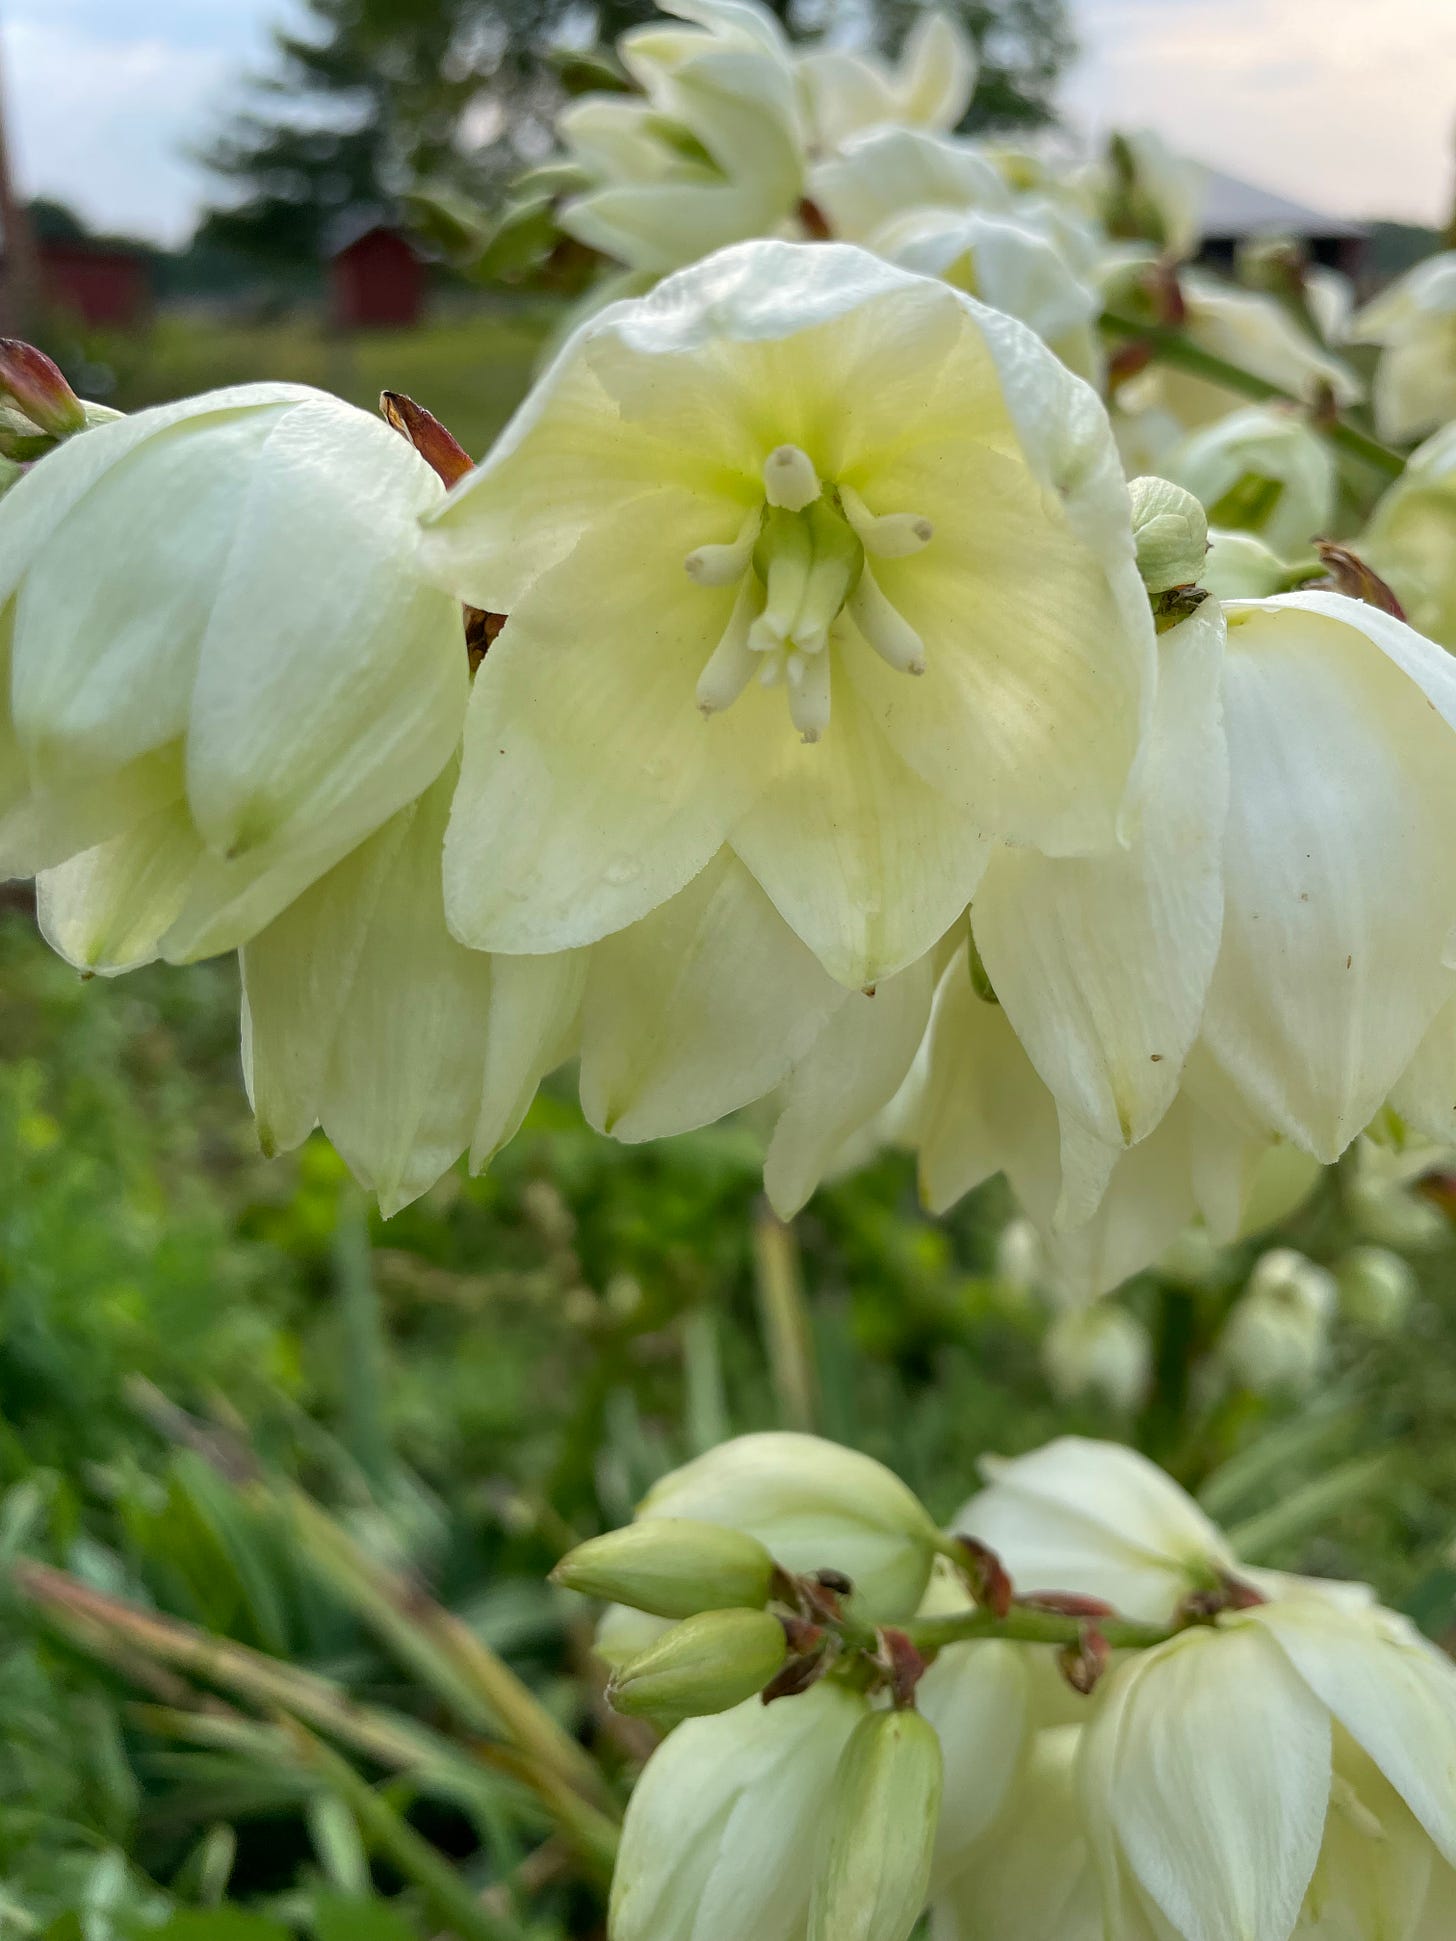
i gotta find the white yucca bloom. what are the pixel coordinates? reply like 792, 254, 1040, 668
1164, 404, 1337, 559
609, 1683, 865, 1941
1, 384, 466, 969
930, 1726, 1103, 1941
635, 1430, 941, 1622
1218, 1246, 1337, 1395
1042, 1303, 1153, 1413
558, 0, 805, 274
797, 11, 976, 155
1080, 1595, 1456, 1941
1349, 253, 1456, 446
806, 127, 1011, 244
954, 1437, 1244, 1625
1360, 419, 1456, 651
421, 239, 1153, 990
1106, 129, 1206, 260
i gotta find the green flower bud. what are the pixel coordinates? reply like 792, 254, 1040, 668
553, 1518, 777, 1619
1336, 1245, 1417, 1334
607, 1608, 788, 1726
809, 1710, 943, 1941
1128, 475, 1209, 593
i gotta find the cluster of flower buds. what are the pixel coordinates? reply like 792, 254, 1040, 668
553, 1431, 1456, 1941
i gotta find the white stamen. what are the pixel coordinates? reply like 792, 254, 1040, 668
788, 647, 831, 742
758, 653, 784, 687
696, 581, 761, 715
685, 509, 762, 586
839, 484, 934, 558
849, 567, 927, 675
763, 444, 821, 512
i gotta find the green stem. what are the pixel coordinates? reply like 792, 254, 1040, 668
1101, 309, 1406, 482
904, 1604, 1178, 1657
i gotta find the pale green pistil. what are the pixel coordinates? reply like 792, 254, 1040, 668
689, 443, 933, 743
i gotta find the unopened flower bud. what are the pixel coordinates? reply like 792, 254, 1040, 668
1219, 1249, 1335, 1395
638, 1432, 940, 1622
607, 1608, 788, 1726
1336, 1245, 1417, 1333
1042, 1303, 1153, 1414
1128, 475, 1208, 593
0, 340, 85, 439
809, 1710, 942, 1941
553, 1518, 777, 1619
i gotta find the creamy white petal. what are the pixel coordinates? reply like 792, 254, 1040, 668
765, 953, 938, 1218
471, 949, 588, 1170
443, 511, 753, 954
955, 1436, 1235, 1622
1088, 1626, 1331, 1941
184, 396, 466, 869
36, 801, 201, 975
1250, 1598, 1456, 1869
918, 1640, 1029, 1890
242, 764, 493, 1215
578, 848, 846, 1141
1204, 594, 1456, 1161
731, 648, 990, 987
610, 1684, 864, 1941
974, 596, 1227, 1151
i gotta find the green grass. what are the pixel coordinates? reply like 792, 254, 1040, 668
81, 308, 554, 460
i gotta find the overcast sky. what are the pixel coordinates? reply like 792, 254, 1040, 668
4, 0, 1453, 245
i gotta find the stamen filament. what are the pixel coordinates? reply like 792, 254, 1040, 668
839, 484, 934, 558
696, 580, 761, 715
849, 567, 927, 675
685, 508, 763, 585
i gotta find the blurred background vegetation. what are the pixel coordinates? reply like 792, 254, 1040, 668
4, 809, 1456, 1936
4, 0, 1456, 1932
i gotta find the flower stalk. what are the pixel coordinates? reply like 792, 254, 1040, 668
1100, 308, 1407, 479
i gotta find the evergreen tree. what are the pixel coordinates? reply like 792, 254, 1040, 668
198, 0, 1075, 265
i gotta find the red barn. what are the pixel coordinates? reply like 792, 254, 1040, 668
37, 239, 150, 329
328, 220, 426, 331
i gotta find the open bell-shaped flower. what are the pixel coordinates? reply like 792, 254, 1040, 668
1349, 252, 1456, 446
609, 1683, 866, 1941
797, 11, 977, 155
1079, 1594, 1456, 1941
421, 238, 1155, 991
1359, 420, 1456, 651
1163, 404, 1337, 560
558, 0, 805, 275
2, 383, 467, 968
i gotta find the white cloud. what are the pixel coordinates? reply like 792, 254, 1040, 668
3, 0, 1451, 243
1065, 0, 1456, 226
1, 3, 288, 244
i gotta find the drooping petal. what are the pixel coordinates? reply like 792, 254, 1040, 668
471, 949, 588, 1170
1250, 1597, 1456, 1869
240, 812, 415, 1159
731, 647, 990, 987
10, 410, 277, 781
36, 801, 202, 975
443, 509, 752, 954
910, 948, 1064, 1220
917, 1640, 1029, 1889
974, 596, 1227, 1151
1086, 1626, 1331, 1941
931, 1727, 1104, 1941
242, 764, 494, 1215
610, 1685, 864, 1941
954, 1436, 1236, 1624
1203, 594, 1456, 1161
579, 848, 846, 1141
184, 395, 467, 871
765, 952, 939, 1218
